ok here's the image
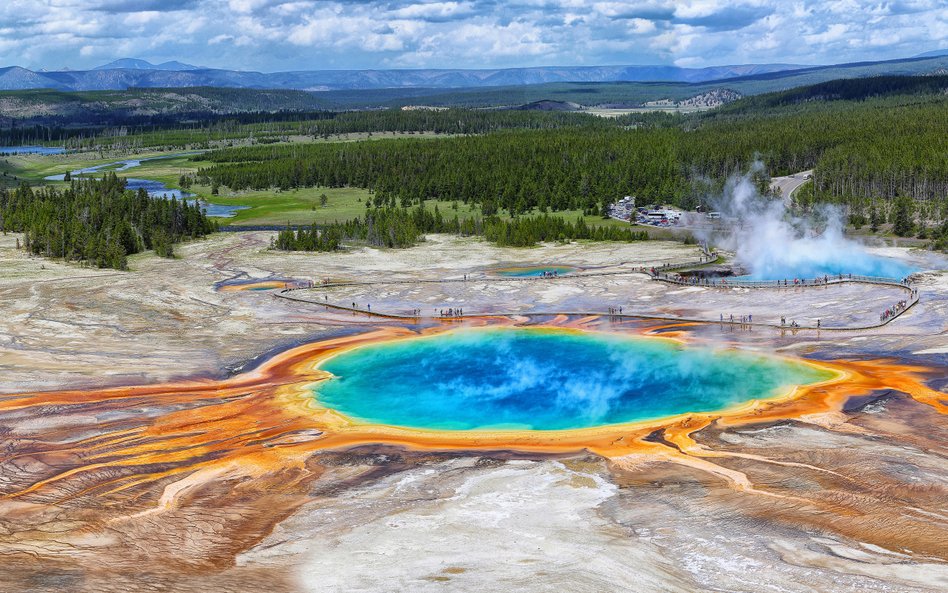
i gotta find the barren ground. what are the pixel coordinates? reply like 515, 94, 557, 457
1, 231, 946, 593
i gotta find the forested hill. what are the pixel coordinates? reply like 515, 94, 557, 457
0, 107, 623, 150
0, 87, 331, 124
710, 74, 948, 114
6, 74, 945, 149
196, 84, 948, 213
0, 174, 216, 269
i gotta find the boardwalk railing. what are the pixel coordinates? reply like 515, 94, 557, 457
650, 271, 913, 290
272, 244, 920, 331
275, 288, 920, 331
647, 247, 718, 275
646, 244, 916, 291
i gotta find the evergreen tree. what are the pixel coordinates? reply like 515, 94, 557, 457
271, 206, 649, 252
869, 203, 881, 232
892, 195, 914, 236
0, 173, 215, 269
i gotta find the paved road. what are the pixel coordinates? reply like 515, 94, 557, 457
770, 169, 813, 205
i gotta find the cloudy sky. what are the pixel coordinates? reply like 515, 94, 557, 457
2, 1, 946, 71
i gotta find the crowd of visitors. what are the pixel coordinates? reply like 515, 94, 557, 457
880, 300, 908, 322
720, 313, 754, 324
292, 258, 917, 328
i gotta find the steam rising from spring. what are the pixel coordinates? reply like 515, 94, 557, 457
706, 165, 914, 280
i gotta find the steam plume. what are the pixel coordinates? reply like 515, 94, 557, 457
704, 165, 914, 280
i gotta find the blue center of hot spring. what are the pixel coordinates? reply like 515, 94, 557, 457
312, 328, 833, 430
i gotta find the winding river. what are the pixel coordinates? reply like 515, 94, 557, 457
44, 153, 248, 218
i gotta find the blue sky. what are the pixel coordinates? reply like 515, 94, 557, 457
2, 1, 946, 71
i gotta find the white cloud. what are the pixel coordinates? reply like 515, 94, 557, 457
627, 18, 657, 34
228, 0, 269, 14
123, 10, 160, 26
674, 1, 732, 20
388, 1, 478, 21
0, 0, 943, 71
805, 23, 849, 44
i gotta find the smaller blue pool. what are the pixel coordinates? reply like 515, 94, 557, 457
495, 265, 576, 277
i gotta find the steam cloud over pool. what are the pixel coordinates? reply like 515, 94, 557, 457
709, 166, 917, 281
312, 328, 833, 430
738, 241, 916, 281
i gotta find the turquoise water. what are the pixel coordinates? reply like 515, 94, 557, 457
312, 328, 832, 431
496, 266, 575, 277
740, 256, 916, 281
738, 250, 917, 281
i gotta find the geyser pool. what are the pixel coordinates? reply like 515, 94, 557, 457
737, 247, 917, 281
312, 328, 833, 431
708, 164, 919, 281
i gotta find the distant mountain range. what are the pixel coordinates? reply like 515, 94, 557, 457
1, 67, 946, 126
914, 48, 948, 58
92, 59, 202, 71
0, 59, 815, 92
1, 54, 946, 94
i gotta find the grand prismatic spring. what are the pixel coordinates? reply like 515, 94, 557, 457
312, 328, 834, 430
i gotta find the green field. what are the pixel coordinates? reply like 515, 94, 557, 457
128, 155, 205, 184
29, 146, 632, 229
0, 150, 188, 187
71, 128, 453, 152
200, 185, 374, 225
196, 184, 645, 229
0, 131, 453, 189
0, 147, 693, 235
